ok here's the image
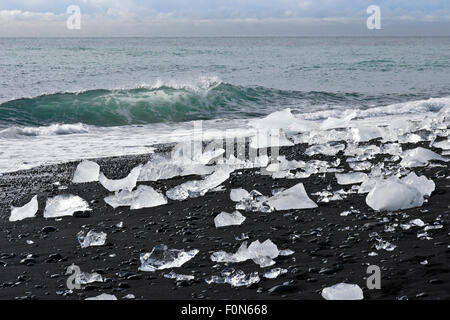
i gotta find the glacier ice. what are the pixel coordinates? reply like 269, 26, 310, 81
375, 239, 397, 251
104, 185, 167, 210
9, 195, 38, 222
335, 172, 368, 185
99, 165, 142, 192
400, 147, 449, 167
206, 269, 260, 287
249, 130, 293, 149
321, 283, 364, 300
401, 172, 435, 197
76, 272, 103, 285
166, 166, 233, 200
85, 293, 117, 300
44, 195, 91, 218
230, 188, 250, 202
139, 244, 199, 272
77, 230, 107, 248
263, 268, 288, 279
210, 239, 281, 268
305, 143, 345, 156
164, 271, 195, 281
265, 183, 317, 211
72, 160, 100, 183
366, 177, 424, 211
434, 139, 450, 150
214, 211, 246, 228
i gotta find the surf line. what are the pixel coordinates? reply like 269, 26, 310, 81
181, 304, 215, 318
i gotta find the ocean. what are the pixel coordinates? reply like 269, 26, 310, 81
1, 37, 449, 173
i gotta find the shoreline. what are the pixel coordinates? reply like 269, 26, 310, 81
0, 139, 449, 300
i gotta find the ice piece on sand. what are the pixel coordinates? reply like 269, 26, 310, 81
401, 172, 435, 197
305, 143, 345, 156
365, 177, 424, 211
265, 183, 317, 211
139, 244, 199, 272
206, 269, 260, 287
85, 293, 117, 300
263, 268, 288, 279
166, 166, 232, 201
214, 211, 246, 228
433, 139, 450, 150
104, 185, 167, 210
321, 283, 364, 300
99, 165, 142, 192
375, 239, 397, 251
77, 230, 107, 248
164, 271, 195, 282
72, 160, 100, 183
230, 188, 250, 202
44, 195, 91, 218
335, 172, 368, 185
249, 130, 293, 149
211, 239, 280, 268
76, 272, 103, 285
10, 195, 38, 222
400, 147, 449, 167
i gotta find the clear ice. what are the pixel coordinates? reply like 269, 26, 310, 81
321, 283, 364, 300
77, 230, 107, 248
72, 160, 100, 183
43, 194, 91, 218
214, 211, 246, 228
139, 244, 199, 272
104, 185, 167, 210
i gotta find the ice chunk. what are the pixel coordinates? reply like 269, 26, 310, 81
211, 239, 280, 268
366, 177, 424, 211
77, 230, 107, 248
249, 130, 293, 149
99, 165, 142, 192
104, 185, 167, 210
320, 112, 356, 130
321, 283, 364, 300
72, 160, 100, 183
43, 195, 91, 218
434, 139, 450, 150
206, 269, 260, 287
164, 271, 195, 282
335, 172, 368, 185
375, 238, 397, 251
230, 188, 250, 202
263, 268, 288, 279
351, 126, 383, 142
400, 147, 449, 167
85, 293, 117, 300
305, 143, 345, 156
401, 172, 435, 197
9, 195, 38, 222
76, 272, 103, 285
214, 211, 246, 228
139, 244, 199, 272
265, 183, 317, 211
166, 166, 232, 201
235, 190, 273, 213
410, 218, 425, 227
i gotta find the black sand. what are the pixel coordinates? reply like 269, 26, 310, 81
0, 140, 449, 300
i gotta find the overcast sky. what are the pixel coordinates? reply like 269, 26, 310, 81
1, 0, 449, 36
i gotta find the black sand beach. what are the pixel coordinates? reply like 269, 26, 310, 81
0, 140, 449, 300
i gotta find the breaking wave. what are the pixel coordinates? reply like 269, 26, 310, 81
0, 123, 89, 138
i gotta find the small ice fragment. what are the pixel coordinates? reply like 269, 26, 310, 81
26, 240, 34, 245
365, 177, 424, 211
335, 172, 368, 185
104, 185, 167, 210
265, 183, 317, 211
279, 249, 294, 256
230, 188, 250, 202
214, 211, 246, 228
44, 195, 91, 218
77, 230, 107, 248
123, 294, 135, 300
99, 165, 142, 192
368, 252, 378, 256
305, 143, 345, 156
420, 260, 428, 265
433, 139, 450, 150
206, 269, 260, 287
76, 272, 103, 285
72, 160, 100, 183
321, 283, 364, 300
115, 221, 123, 228
10, 195, 38, 222
263, 268, 288, 279
85, 293, 117, 300
139, 244, 198, 272
164, 271, 195, 281
211, 239, 280, 268
410, 219, 425, 227
401, 172, 435, 197
400, 147, 449, 167
166, 166, 232, 201
375, 239, 397, 251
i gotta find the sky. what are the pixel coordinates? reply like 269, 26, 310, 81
0, 0, 449, 36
